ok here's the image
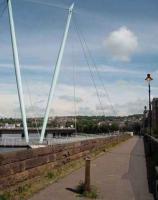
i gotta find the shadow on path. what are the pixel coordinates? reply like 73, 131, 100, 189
66, 187, 79, 194
122, 137, 153, 200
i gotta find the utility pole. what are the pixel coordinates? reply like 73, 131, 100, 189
7, 0, 29, 143
40, 3, 74, 143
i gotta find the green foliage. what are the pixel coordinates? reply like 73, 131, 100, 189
16, 184, 31, 194
0, 192, 11, 200
131, 122, 141, 134
76, 181, 98, 199
0, 195, 8, 200
65, 121, 73, 128
46, 171, 55, 180
76, 117, 119, 134
84, 189, 98, 199
0, 115, 142, 134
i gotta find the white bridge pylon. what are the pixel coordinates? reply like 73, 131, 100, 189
7, 0, 29, 143
40, 3, 75, 143
6, 0, 74, 144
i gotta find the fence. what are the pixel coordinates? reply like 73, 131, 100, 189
144, 134, 158, 199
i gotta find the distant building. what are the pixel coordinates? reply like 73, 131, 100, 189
4, 123, 15, 128
16, 123, 21, 127
152, 98, 158, 131
53, 116, 75, 127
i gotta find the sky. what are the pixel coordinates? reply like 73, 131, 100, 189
0, 0, 158, 118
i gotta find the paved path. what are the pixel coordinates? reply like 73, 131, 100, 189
30, 136, 153, 200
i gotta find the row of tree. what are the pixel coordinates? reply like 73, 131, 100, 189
74, 118, 119, 134
0, 116, 142, 134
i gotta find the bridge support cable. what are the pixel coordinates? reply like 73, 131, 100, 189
40, 3, 74, 143
71, 25, 100, 117
0, 0, 7, 19
22, 0, 68, 10
71, 40, 78, 135
71, 27, 102, 119
73, 17, 117, 116
7, 0, 29, 143
23, 77, 40, 138
73, 19, 106, 117
80, 37, 117, 116
73, 62, 77, 134
73, 20, 113, 133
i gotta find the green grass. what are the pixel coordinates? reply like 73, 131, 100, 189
76, 181, 98, 199
0, 193, 11, 200
46, 171, 56, 180
0, 195, 7, 200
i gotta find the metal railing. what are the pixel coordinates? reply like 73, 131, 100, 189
0, 137, 27, 146
0, 132, 126, 147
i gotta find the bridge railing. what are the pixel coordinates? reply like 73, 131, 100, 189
0, 132, 127, 147
46, 133, 125, 145
0, 137, 27, 146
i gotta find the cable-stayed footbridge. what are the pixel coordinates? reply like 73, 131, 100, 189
0, 0, 118, 147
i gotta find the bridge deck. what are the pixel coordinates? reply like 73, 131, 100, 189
30, 136, 153, 200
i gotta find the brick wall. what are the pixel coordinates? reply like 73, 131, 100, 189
0, 134, 130, 190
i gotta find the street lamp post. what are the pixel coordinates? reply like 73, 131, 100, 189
145, 74, 153, 188
145, 74, 153, 137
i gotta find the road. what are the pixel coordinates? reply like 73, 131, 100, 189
30, 136, 153, 200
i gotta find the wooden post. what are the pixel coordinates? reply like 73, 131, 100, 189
85, 157, 91, 192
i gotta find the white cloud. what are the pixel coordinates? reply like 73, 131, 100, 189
104, 26, 138, 61
1, 78, 158, 117
59, 95, 83, 103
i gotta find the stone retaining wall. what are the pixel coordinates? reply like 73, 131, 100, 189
0, 134, 130, 191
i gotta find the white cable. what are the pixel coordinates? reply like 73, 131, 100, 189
21, 0, 68, 10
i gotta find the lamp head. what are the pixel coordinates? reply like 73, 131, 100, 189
145, 73, 153, 82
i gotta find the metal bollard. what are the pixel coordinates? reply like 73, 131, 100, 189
85, 157, 91, 192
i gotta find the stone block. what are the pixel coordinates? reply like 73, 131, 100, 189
24, 156, 48, 170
